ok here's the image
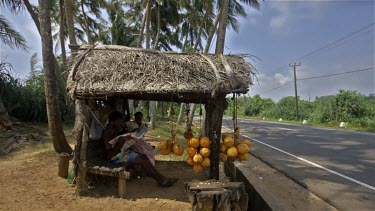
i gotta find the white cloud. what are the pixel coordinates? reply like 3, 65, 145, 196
268, 2, 290, 30
270, 16, 286, 29
274, 73, 291, 85
267, 1, 325, 31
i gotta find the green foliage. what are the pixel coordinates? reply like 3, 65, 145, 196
1, 55, 72, 122
225, 90, 375, 131
243, 94, 274, 116
332, 90, 368, 121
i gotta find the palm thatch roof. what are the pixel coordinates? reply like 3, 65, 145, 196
67, 45, 254, 103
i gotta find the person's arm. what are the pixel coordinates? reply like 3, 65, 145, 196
120, 138, 137, 152
102, 128, 115, 149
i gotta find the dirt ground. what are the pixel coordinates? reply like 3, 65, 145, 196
0, 126, 208, 211
0, 123, 337, 211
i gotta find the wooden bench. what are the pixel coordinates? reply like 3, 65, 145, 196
86, 140, 131, 198
87, 164, 131, 198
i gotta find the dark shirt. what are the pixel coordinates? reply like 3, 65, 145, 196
102, 124, 126, 159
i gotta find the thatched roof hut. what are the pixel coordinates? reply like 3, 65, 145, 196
68, 45, 255, 193
67, 45, 253, 103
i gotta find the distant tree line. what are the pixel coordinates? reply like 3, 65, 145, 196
226, 91, 375, 131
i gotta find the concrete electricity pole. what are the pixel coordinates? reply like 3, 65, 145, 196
289, 62, 301, 120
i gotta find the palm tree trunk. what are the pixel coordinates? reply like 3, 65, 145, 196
23, 0, 67, 106
81, 1, 93, 44
215, 0, 229, 54
177, 103, 185, 125
39, 0, 72, 154
152, 3, 160, 49
149, 2, 160, 129
167, 103, 173, 118
161, 101, 165, 119
193, 9, 209, 53
65, 0, 84, 135
204, 6, 222, 53
59, 0, 67, 79
186, 103, 196, 131
64, 0, 77, 46
137, 5, 148, 48
184, 5, 214, 131
145, 0, 152, 49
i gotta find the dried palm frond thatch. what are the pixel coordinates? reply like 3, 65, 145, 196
67, 45, 254, 103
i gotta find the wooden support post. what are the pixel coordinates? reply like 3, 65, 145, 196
118, 175, 127, 198
72, 125, 83, 181
76, 124, 89, 195
76, 102, 91, 195
206, 94, 227, 180
58, 152, 71, 178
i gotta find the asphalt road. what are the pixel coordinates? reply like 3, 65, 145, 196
224, 118, 375, 210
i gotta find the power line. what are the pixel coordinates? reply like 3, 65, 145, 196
259, 67, 374, 95
296, 23, 374, 61
259, 22, 375, 81
259, 81, 294, 95
258, 64, 288, 80
298, 67, 374, 81
300, 28, 374, 63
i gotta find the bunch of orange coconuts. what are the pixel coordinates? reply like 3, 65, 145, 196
159, 129, 184, 156
220, 131, 252, 162
185, 136, 211, 173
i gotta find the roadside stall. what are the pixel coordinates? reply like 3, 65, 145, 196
66, 45, 253, 207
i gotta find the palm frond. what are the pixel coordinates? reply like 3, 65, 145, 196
0, 15, 27, 49
0, 0, 24, 13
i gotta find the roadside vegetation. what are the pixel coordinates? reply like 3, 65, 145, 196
226, 91, 375, 132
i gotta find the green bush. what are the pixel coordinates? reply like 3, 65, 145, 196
224, 90, 375, 131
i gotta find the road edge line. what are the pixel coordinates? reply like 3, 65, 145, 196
242, 134, 375, 191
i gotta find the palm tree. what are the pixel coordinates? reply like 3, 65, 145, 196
38, 0, 72, 154
99, 0, 137, 46
0, 15, 27, 49
215, 0, 260, 54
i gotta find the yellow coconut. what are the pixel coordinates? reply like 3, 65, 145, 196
219, 153, 228, 162
227, 146, 239, 158
238, 153, 248, 161
187, 147, 197, 157
201, 157, 211, 167
221, 133, 232, 141
242, 140, 252, 149
159, 140, 169, 150
223, 136, 235, 147
237, 143, 249, 155
161, 147, 171, 155
200, 148, 211, 157
173, 143, 184, 156
193, 164, 203, 173
189, 137, 200, 148
220, 143, 228, 153
186, 156, 194, 166
200, 137, 210, 148
193, 153, 203, 164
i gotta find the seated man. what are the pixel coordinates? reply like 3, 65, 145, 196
102, 111, 177, 187
125, 112, 155, 165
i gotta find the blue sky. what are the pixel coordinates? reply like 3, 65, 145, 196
1, 0, 374, 101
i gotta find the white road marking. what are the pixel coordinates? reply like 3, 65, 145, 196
241, 134, 375, 191
231, 117, 375, 136
275, 127, 295, 131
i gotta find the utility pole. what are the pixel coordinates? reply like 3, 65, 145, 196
289, 62, 301, 120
